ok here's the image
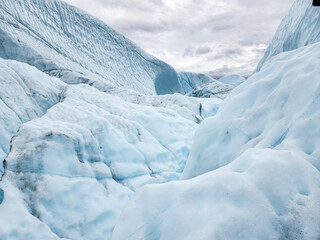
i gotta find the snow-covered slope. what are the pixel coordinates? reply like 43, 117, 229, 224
112, 36, 320, 240
256, 0, 320, 71
218, 74, 245, 87
0, 0, 182, 95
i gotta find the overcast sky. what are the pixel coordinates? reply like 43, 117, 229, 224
64, 0, 295, 78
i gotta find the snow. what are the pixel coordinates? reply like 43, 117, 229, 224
112, 37, 320, 240
256, 0, 320, 71
218, 74, 245, 87
0, 0, 182, 95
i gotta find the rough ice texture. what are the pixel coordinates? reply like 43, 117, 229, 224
112, 41, 320, 240
218, 74, 245, 87
256, 0, 320, 71
0, 59, 65, 176
0, 56, 221, 240
0, 0, 182, 95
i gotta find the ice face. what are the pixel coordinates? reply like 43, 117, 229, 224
256, 0, 320, 72
0, 0, 182, 95
112, 40, 320, 240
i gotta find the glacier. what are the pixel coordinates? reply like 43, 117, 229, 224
1, 0, 320, 239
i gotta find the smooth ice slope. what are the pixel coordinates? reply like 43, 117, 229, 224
0, 0, 182, 95
256, 0, 320, 71
112, 41, 320, 240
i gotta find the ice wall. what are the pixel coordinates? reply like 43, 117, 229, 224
0, 0, 182, 95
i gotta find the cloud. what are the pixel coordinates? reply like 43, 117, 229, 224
64, 0, 295, 77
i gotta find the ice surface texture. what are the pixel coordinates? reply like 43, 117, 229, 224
0, 57, 221, 240
0, 0, 182, 95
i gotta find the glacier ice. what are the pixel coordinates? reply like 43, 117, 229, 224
0, 57, 221, 239
1, 0, 320, 239
0, 0, 182, 95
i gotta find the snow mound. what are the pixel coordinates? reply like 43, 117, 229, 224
256, 0, 320, 71
112, 40, 320, 240
218, 74, 245, 87
0, 0, 182, 95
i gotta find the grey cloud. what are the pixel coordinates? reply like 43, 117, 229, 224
64, 0, 295, 77
196, 46, 211, 55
